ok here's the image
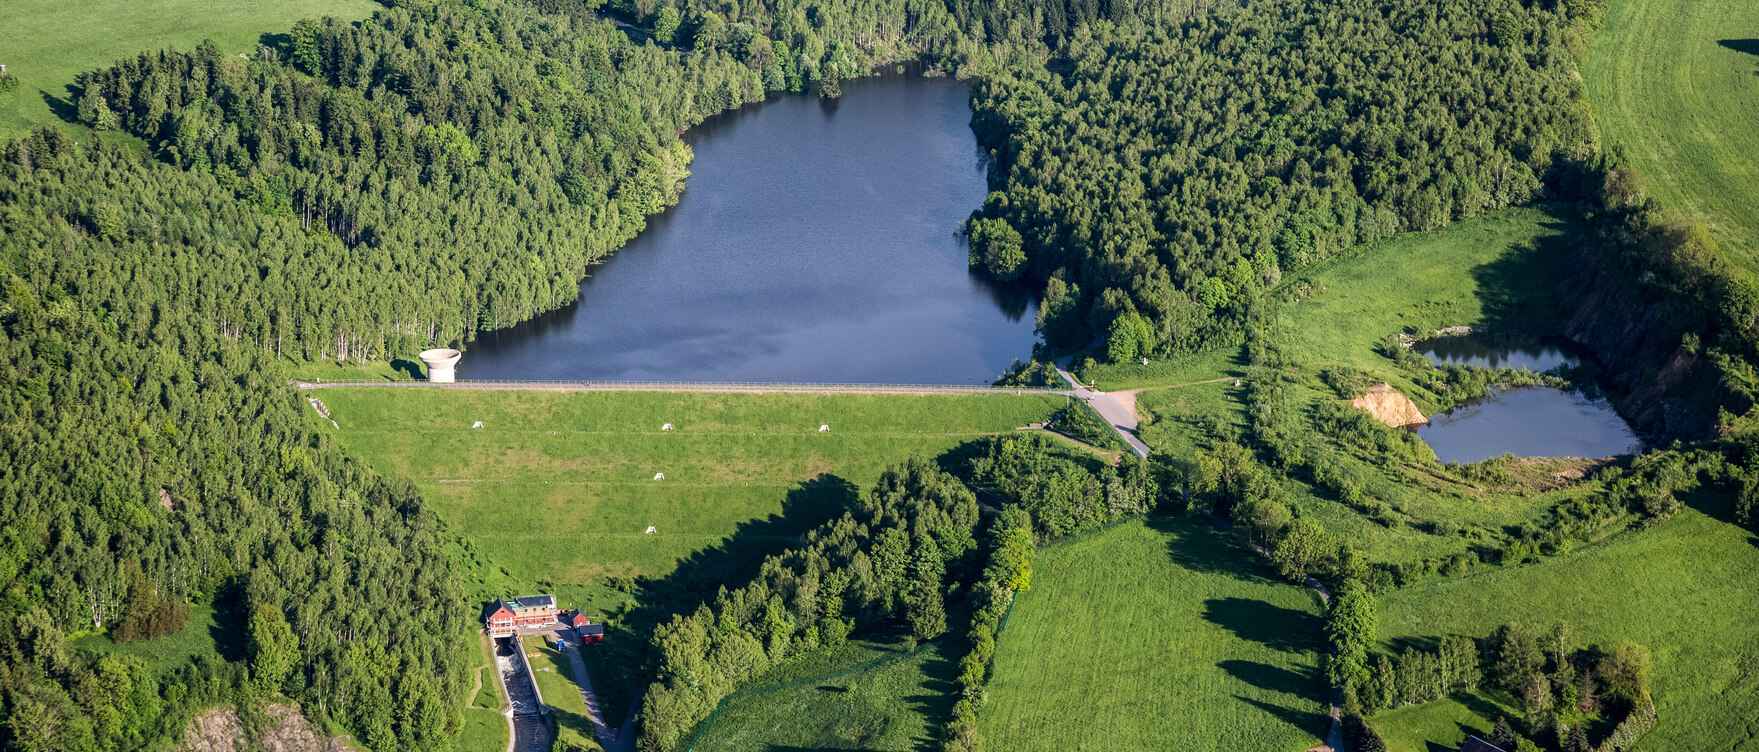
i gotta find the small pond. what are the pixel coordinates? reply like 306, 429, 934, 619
459, 72, 1037, 384
1414, 333, 1581, 372
1416, 387, 1641, 464
1412, 332, 1641, 464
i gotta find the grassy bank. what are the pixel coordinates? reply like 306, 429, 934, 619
979, 516, 1329, 752
458, 634, 511, 752
318, 386, 1060, 725
319, 388, 1060, 587
1375, 500, 1759, 751
0, 0, 381, 140
1584, 0, 1759, 273
529, 639, 601, 752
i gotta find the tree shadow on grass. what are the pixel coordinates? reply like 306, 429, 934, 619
1149, 513, 1283, 587
390, 358, 424, 379
1218, 659, 1322, 697
1465, 208, 1583, 337
1718, 39, 1759, 57
1203, 598, 1324, 654
594, 474, 860, 719
1235, 694, 1332, 742
1677, 483, 1759, 550
38, 87, 80, 127
208, 581, 249, 663
901, 643, 961, 752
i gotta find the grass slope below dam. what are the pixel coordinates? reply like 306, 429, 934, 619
317, 387, 1062, 585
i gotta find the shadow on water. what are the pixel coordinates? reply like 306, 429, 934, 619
1202, 598, 1324, 654
1718, 39, 1759, 57
596, 474, 860, 710
971, 268, 1036, 322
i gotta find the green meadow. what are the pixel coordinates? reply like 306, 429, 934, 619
1121, 207, 1608, 568
1278, 205, 1581, 407
0, 0, 381, 140
979, 516, 1329, 752
1375, 501, 1759, 751
1585, 0, 1759, 273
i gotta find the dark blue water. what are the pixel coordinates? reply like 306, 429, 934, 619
1418, 387, 1640, 464
1416, 333, 1581, 372
460, 74, 1037, 384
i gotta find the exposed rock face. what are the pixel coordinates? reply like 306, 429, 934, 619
1555, 244, 1719, 439
1352, 383, 1427, 428
181, 703, 352, 752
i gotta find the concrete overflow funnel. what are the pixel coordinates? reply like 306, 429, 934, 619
419, 348, 461, 383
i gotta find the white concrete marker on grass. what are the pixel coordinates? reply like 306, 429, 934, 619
653, 473, 665, 481
819, 425, 829, 432
473, 421, 484, 428
662, 423, 673, 430
645, 526, 656, 534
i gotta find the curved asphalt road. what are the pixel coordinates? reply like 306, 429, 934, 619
1054, 367, 1151, 458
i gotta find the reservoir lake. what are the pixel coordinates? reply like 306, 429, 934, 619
460, 74, 1037, 384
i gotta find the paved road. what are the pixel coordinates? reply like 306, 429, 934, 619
556, 631, 629, 752
1054, 367, 1151, 457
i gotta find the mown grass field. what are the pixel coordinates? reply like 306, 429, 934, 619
0, 0, 381, 140
319, 388, 1061, 591
1585, 0, 1759, 274
689, 638, 956, 752
1375, 499, 1759, 751
979, 516, 1329, 752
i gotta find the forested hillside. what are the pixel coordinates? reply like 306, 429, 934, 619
0, 128, 475, 751
70, 2, 769, 356
970, 0, 1601, 352
0, 0, 784, 748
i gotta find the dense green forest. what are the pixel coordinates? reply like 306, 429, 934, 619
0, 0, 779, 748
1, 131, 471, 751
970, 0, 1601, 352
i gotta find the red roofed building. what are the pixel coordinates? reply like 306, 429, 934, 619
486, 595, 558, 637
563, 609, 605, 644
